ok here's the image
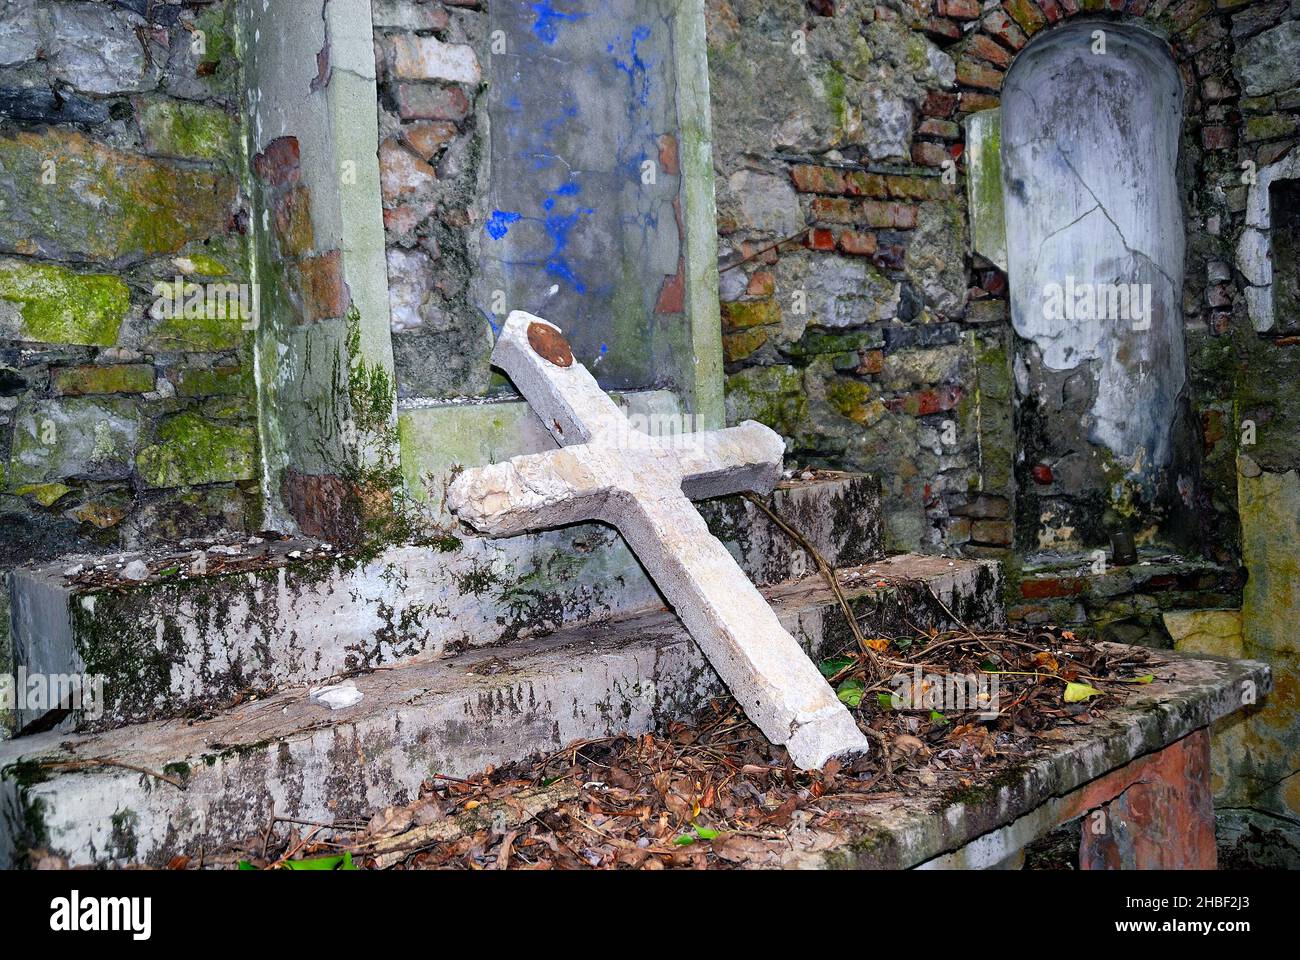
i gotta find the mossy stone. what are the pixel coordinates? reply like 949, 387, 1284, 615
0, 260, 130, 346
137, 99, 236, 162
136, 412, 257, 488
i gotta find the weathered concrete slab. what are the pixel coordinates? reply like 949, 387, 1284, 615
0, 554, 999, 867
8, 473, 881, 732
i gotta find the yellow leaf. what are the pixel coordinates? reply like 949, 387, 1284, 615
866, 638, 890, 651
1063, 682, 1104, 703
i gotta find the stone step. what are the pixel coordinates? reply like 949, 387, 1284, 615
7, 473, 883, 734
0, 553, 1001, 867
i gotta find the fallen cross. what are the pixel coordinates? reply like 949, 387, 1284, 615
447, 311, 870, 769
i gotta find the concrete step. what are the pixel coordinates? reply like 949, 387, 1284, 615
7, 473, 883, 733
0, 553, 1001, 867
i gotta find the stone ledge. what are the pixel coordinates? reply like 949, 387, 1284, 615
8, 474, 882, 732
0, 554, 997, 867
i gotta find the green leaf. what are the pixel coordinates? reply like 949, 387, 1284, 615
673, 834, 697, 846
282, 851, 356, 871
1134, 674, 1155, 684
818, 656, 855, 678
1063, 682, 1104, 703
694, 825, 720, 840
237, 860, 258, 871
877, 692, 897, 710
836, 678, 866, 708
894, 637, 913, 649
929, 710, 948, 725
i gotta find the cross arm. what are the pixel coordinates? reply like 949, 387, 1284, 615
661, 420, 786, 499
446, 446, 611, 537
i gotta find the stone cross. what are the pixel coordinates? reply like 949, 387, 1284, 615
447, 311, 869, 769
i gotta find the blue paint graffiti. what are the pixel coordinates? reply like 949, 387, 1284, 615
485, 209, 522, 240
529, 1, 585, 45
608, 26, 653, 108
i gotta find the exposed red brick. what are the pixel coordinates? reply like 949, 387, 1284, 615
253, 136, 301, 188
654, 258, 685, 314
858, 349, 884, 375
1076, 730, 1217, 870
1038, 0, 1066, 19
658, 133, 680, 176
806, 227, 837, 250
746, 270, 775, 296
298, 250, 350, 323
922, 89, 959, 117
395, 83, 471, 121
401, 121, 458, 161
967, 33, 1013, 68
939, 0, 982, 18
982, 10, 1028, 49
924, 17, 963, 41
1020, 576, 1089, 599
837, 230, 878, 256
810, 197, 856, 224
957, 57, 1006, 92
844, 170, 889, 196
959, 91, 1001, 115
1002, 0, 1047, 33
791, 164, 848, 194
273, 184, 315, 258
282, 469, 393, 547
911, 141, 951, 167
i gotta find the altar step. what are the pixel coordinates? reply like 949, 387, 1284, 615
8, 473, 883, 734
0, 553, 1001, 867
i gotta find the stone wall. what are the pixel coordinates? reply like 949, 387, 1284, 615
0, 0, 259, 735
373, 0, 491, 399
707, 0, 1300, 858
707, 0, 1015, 555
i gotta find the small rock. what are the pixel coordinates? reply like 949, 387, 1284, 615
309, 681, 364, 711
121, 559, 151, 581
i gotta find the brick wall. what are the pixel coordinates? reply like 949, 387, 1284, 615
708, 0, 1300, 562
372, 0, 490, 399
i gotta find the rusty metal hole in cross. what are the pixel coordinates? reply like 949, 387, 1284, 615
527, 322, 574, 367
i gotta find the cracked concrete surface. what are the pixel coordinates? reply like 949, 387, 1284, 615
1001, 21, 1186, 482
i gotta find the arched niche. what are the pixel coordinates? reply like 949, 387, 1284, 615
998, 20, 1193, 552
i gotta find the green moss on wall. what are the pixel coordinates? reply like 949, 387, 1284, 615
0, 261, 129, 346
136, 412, 257, 488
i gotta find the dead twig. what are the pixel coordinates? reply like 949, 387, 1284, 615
743, 493, 883, 679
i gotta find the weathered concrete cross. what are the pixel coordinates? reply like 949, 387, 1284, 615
447, 311, 869, 769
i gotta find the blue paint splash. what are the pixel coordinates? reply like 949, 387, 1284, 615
608, 26, 653, 108
485, 209, 522, 239
530, 1, 585, 45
